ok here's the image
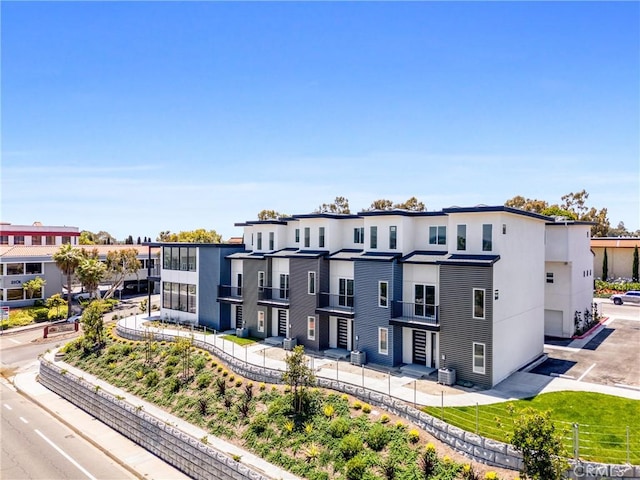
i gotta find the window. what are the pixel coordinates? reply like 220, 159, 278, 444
7, 288, 24, 301
163, 282, 171, 308
161, 281, 196, 312
482, 224, 493, 251
378, 327, 388, 355
319, 227, 325, 248
304, 227, 310, 248
188, 284, 197, 313
338, 278, 354, 307
269, 232, 274, 250
546, 272, 554, 284
370, 226, 378, 249
389, 226, 397, 249
14, 236, 25, 245
353, 227, 364, 244
415, 284, 436, 317
295, 229, 300, 243
171, 247, 179, 270
0, 236, 8, 245
61, 236, 71, 244
45, 236, 55, 245
307, 316, 316, 340
378, 281, 388, 307
257, 232, 262, 250
258, 311, 265, 332
180, 247, 188, 270
473, 342, 486, 374
188, 247, 196, 271
163, 247, 171, 269
25, 263, 43, 275
258, 271, 265, 291
6, 263, 24, 275
429, 226, 446, 245
236, 305, 244, 328
473, 288, 485, 319
237, 273, 243, 296
457, 225, 466, 251
502, 224, 507, 235
308, 271, 316, 295
280, 274, 289, 299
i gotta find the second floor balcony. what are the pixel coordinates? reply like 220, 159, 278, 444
316, 292, 355, 318
217, 285, 243, 303
390, 301, 439, 330
257, 286, 290, 308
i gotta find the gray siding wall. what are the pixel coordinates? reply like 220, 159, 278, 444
290, 257, 321, 351
391, 260, 404, 365
354, 260, 395, 367
318, 259, 331, 349
242, 258, 267, 338
439, 265, 494, 389
198, 248, 221, 329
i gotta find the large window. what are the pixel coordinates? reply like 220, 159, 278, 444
307, 316, 316, 340
353, 227, 364, 244
457, 225, 466, 251
45, 236, 55, 245
25, 263, 43, 275
6, 263, 24, 275
295, 229, 300, 243
473, 342, 486, 374
429, 226, 446, 245
162, 246, 196, 271
304, 227, 310, 248
308, 271, 316, 295
338, 278, 354, 307
319, 227, 325, 248
370, 226, 378, 249
473, 288, 485, 319
482, 224, 493, 251
32, 235, 42, 246
14, 236, 25, 245
0, 236, 8, 245
415, 284, 436, 317
7, 288, 24, 301
269, 232, 274, 250
378, 281, 388, 307
61, 236, 71, 244
378, 327, 388, 355
257, 232, 263, 250
389, 226, 397, 249
161, 281, 197, 313
258, 311, 265, 332
279, 274, 289, 299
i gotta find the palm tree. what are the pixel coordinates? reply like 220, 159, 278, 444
53, 244, 81, 318
76, 258, 107, 299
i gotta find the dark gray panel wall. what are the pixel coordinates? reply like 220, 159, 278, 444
391, 260, 404, 365
354, 260, 395, 367
439, 264, 493, 388
242, 258, 267, 338
290, 257, 320, 351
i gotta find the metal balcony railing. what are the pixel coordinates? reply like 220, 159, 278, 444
317, 293, 355, 314
257, 287, 289, 304
391, 301, 439, 326
218, 285, 243, 299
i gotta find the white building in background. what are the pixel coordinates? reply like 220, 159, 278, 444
0, 222, 80, 246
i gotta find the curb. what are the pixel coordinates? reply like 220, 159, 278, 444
571, 317, 608, 340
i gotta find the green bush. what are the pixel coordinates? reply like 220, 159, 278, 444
366, 423, 390, 451
249, 413, 269, 435
329, 417, 351, 438
339, 434, 363, 460
165, 355, 180, 367
165, 377, 181, 394
47, 306, 68, 320
345, 455, 367, 480
193, 355, 207, 373
196, 371, 213, 389
145, 371, 159, 388
31, 307, 50, 322
164, 365, 175, 378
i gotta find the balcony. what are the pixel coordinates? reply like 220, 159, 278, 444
315, 293, 355, 318
217, 285, 243, 304
257, 287, 290, 308
390, 301, 439, 330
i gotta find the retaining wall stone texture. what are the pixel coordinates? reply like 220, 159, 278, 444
113, 325, 640, 478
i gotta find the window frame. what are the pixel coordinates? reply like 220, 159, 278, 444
338, 278, 354, 307
378, 281, 388, 308
389, 226, 397, 249
473, 342, 486, 374
257, 232, 263, 250
307, 316, 316, 340
457, 224, 467, 251
482, 224, 493, 251
319, 227, 325, 248
378, 327, 389, 355
257, 311, 265, 332
304, 227, 310, 248
546, 272, 554, 284
258, 271, 265, 291
473, 288, 485, 319
269, 232, 274, 250
308, 271, 316, 295
295, 228, 300, 243
370, 226, 378, 249
429, 226, 447, 245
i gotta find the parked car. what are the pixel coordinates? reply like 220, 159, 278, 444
610, 291, 640, 305
73, 292, 91, 301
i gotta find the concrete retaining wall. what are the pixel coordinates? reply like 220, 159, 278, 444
39, 360, 272, 480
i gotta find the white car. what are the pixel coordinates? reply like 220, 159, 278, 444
610, 291, 640, 305
72, 292, 91, 301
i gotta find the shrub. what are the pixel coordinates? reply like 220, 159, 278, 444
362, 403, 371, 414
323, 404, 335, 418
419, 443, 438, 478
193, 356, 206, 373
215, 377, 227, 397
366, 423, 390, 451
31, 307, 50, 322
235, 379, 243, 387
165, 377, 181, 394
408, 429, 420, 443
485, 472, 499, 480
196, 371, 213, 389
339, 434, 363, 460
345, 455, 367, 480
164, 366, 175, 378
259, 382, 266, 391
135, 370, 144, 380
380, 414, 390, 424
329, 417, 350, 438
145, 371, 159, 387
165, 355, 180, 367
304, 444, 320, 461
352, 401, 362, 410
249, 413, 269, 435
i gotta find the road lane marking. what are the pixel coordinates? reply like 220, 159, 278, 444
577, 363, 596, 382
8, 338, 22, 344
4, 403, 12, 410
19, 416, 28, 424
34, 429, 97, 480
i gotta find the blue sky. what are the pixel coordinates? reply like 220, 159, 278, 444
2, 1, 638, 241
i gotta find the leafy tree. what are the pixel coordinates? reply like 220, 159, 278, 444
394, 196, 426, 211
315, 196, 350, 214
136, 236, 141, 245
505, 195, 548, 213
510, 408, 568, 480
46, 293, 66, 319
102, 248, 142, 299
540, 205, 577, 220
156, 229, 222, 243
368, 199, 393, 210
23, 277, 46, 299
95, 231, 116, 245
53, 244, 81, 318
257, 209, 288, 220
603, 248, 608, 280
633, 245, 639, 282
282, 345, 316, 414
81, 300, 106, 351
79, 231, 97, 245
125, 235, 134, 245
76, 257, 107, 298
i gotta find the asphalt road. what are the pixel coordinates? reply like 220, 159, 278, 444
1, 380, 135, 480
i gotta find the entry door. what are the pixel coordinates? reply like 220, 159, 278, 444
430, 332, 437, 368
412, 330, 427, 365
278, 309, 288, 337
337, 318, 349, 349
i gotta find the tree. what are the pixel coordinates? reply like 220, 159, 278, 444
81, 300, 106, 351
257, 210, 288, 220
53, 244, 81, 318
95, 231, 116, 245
282, 345, 316, 414
125, 235, 134, 245
156, 229, 222, 243
102, 248, 142, 299
76, 257, 107, 299
540, 205, 577, 220
79, 231, 97, 245
510, 408, 568, 480
23, 277, 46, 299
137, 236, 141, 245
315, 196, 350, 214
632, 245, 639, 282
368, 199, 393, 211
394, 196, 426, 211
602, 248, 608, 280
505, 195, 548, 213
46, 294, 66, 320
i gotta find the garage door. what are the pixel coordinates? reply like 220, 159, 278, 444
544, 310, 563, 337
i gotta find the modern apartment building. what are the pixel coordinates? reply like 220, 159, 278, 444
157, 206, 593, 388
0, 222, 80, 247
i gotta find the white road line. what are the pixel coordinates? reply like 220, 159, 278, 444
19, 416, 29, 424
8, 338, 21, 344
577, 363, 597, 382
4, 403, 12, 410
34, 429, 97, 480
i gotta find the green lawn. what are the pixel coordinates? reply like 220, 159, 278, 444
219, 334, 259, 346
423, 391, 640, 464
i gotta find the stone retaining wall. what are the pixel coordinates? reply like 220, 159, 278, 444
115, 324, 640, 478
39, 360, 272, 480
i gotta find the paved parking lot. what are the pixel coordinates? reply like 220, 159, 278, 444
533, 302, 640, 388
